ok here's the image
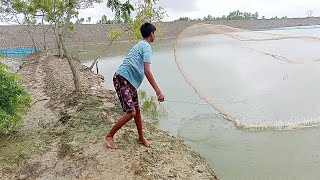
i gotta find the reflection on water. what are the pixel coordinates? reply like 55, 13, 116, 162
138, 90, 167, 125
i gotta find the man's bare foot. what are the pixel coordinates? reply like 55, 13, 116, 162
103, 136, 117, 149
139, 138, 150, 147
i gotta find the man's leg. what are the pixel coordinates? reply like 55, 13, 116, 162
134, 108, 150, 147
104, 111, 136, 149
105, 73, 137, 149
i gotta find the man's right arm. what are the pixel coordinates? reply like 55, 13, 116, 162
144, 62, 164, 102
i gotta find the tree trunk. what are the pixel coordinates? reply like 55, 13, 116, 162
25, 25, 38, 55
88, 27, 131, 70
60, 35, 80, 93
52, 0, 62, 55
41, 12, 46, 50
43, 29, 47, 50
43, 24, 52, 51
59, 0, 81, 93
54, 21, 63, 57
21, 13, 38, 55
88, 37, 115, 70
43, 13, 51, 51
31, 34, 38, 54
96, 61, 99, 74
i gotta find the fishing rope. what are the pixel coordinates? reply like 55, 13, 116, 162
165, 99, 208, 106
173, 23, 235, 122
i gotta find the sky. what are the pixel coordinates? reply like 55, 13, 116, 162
1, 0, 319, 25
77, 0, 320, 23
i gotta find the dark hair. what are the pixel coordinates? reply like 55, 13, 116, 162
140, 23, 156, 38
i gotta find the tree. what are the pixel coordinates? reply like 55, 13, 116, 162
86, 16, 91, 24
0, 0, 65, 56
36, 0, 107, 93
76, 17, 85, 24
203, 14, 215, 21
0, 0, 43, 53
56, 0, 105, 93
1, 0, 133, 94
226, 10, 242, 20
226, 10, 258, 20
254, 12, 259, 19
97, 14, 114, 24
1, 0, 163, 94
129, 0, 165, 41
306, 10, 313, 17
175, 17, 191, 21
0, 63, 32, 134
37, 0, 81, 93
106, 0, 134, 23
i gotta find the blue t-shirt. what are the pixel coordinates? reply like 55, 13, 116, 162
116, 40, 152, 89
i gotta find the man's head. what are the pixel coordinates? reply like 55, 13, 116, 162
140, 23, 156, 42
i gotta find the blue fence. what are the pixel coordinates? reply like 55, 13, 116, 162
0, 47, 41, 58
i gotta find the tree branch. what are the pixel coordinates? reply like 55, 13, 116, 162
87, 27, 131, 70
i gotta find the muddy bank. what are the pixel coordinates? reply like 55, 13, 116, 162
0, 53, 218, 179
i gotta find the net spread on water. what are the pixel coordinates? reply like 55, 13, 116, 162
174, 23, 320, 131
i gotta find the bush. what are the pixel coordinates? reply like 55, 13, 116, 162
0, 62, 32, 134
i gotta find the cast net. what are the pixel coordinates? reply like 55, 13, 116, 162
174, 23, 320, 130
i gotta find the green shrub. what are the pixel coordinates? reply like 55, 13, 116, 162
0, 63, 32, 134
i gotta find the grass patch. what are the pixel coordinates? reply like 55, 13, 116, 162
0, 132, 49, 164
0, 54, 7, 58
51, 94, 115, 153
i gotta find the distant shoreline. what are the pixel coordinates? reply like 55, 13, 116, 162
252, 24, 320, 31
0, 17, 320, 49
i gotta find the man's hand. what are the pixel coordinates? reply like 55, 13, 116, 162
145, 62, 165, 102
156, 90, 165, 102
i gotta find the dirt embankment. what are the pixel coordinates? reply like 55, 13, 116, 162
1, 17, 320, 50
0, 53, 218, 180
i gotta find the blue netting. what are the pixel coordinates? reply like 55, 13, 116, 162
0, 47, 41, 58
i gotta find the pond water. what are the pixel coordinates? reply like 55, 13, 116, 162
80, 25, 320, 180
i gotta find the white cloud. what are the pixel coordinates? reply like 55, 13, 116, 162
75, 0, 320, 23
192, 0, 320, 19
77, 1, 114, 23
158, 0, 198, 12
2, 0, 319, 25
